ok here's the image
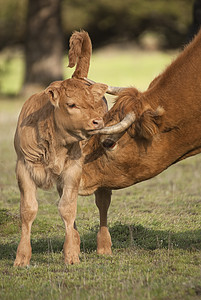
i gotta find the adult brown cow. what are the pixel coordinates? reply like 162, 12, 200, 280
80, 29, 201, 255
13, 31, 113, 266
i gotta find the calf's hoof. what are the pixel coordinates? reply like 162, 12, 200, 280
63, 229, 80, 264
14, 243, 32, 267
97, 246, 112, 255
14, 254, 31, 267
65, 253, 80, 265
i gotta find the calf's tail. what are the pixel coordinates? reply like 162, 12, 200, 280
68, 30, 92, 79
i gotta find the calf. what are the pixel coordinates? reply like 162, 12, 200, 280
14, 31, 108, 266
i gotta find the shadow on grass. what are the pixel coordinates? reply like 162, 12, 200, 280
80, 223, 201, 253
0, 222, 200, 260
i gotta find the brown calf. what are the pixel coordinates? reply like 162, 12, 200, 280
14, 31, 108, 266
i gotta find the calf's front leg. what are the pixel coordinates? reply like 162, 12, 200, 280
95, 188, 112, 255
58, 162, 81, 264
14, 160, 38, 267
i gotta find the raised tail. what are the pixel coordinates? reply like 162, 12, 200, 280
68, 30, 92, 79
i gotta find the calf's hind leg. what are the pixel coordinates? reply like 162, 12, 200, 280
95, 188, 112, 255
14, 160, 38, 267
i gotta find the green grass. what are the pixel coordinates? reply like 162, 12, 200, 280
88, 47, 175, 91
0, 48, 201, 300
0, 50, 24, 96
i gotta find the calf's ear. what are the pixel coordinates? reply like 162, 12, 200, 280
45, 87, 60, 107
136, 106, 165, 140
89, 83, 108, 102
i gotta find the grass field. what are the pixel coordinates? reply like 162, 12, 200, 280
0, 48, 201, 300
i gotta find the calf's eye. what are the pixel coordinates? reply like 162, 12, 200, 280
67, 103, 76, 108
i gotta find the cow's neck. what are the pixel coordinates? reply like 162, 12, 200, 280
146, 30, 201, 120
127, 31, 201, 180
144, 30, 201, 166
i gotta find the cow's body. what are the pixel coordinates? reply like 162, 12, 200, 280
14, 31, 108, 266
80, 29, 201, 254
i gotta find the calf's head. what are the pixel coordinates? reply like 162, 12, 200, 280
45, 78, 108, 141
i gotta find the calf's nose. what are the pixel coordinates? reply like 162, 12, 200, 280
91, 118, 104, 129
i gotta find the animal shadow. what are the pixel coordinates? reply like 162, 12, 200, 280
81, 222, 201, 253
0, 223, 200, 261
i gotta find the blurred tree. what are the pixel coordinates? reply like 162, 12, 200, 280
22, 0, 64, 95
0, 0, 194, 52
192, 0, 201, 34
62, 0, 193, 49
0, 0, 27, 49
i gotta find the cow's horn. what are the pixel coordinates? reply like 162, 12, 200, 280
89, 112, 136, 135
84, 77, 124, 95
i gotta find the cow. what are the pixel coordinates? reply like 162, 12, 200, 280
13, 30, 112, 266
80, 29, 201, 255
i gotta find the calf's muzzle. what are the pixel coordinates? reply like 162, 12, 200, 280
91, 118, 104, 129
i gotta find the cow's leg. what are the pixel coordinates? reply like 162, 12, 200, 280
58, 162, 81, 264
95, 188, 112, 255
14, 160, 38, 267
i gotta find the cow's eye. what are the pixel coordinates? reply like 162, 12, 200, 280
67, 103, 76, 108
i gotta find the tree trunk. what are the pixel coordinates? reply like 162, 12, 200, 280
22, 0, 64, 96
192, 0, 201, 34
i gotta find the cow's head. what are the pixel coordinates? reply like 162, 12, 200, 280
84, 80, 165, 149
45, 79, 108, 141
80, 83, 165, 194
102, 88, 164, 145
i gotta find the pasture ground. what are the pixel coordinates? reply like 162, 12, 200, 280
0, 48, 200, 300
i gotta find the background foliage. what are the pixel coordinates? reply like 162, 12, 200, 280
0, 0, 194, 50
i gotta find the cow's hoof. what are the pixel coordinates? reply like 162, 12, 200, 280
97, 228, 112, 255
97, 247, 112, 255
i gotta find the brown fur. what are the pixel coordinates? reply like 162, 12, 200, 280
68, 30, 92, 78
14, 31, 108, 267
80, 29, 201, 255
103, 87, 165, 141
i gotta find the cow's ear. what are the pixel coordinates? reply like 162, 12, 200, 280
89, 83, 108, 102
136, 106, 165, 140
45, 87, 60, 107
